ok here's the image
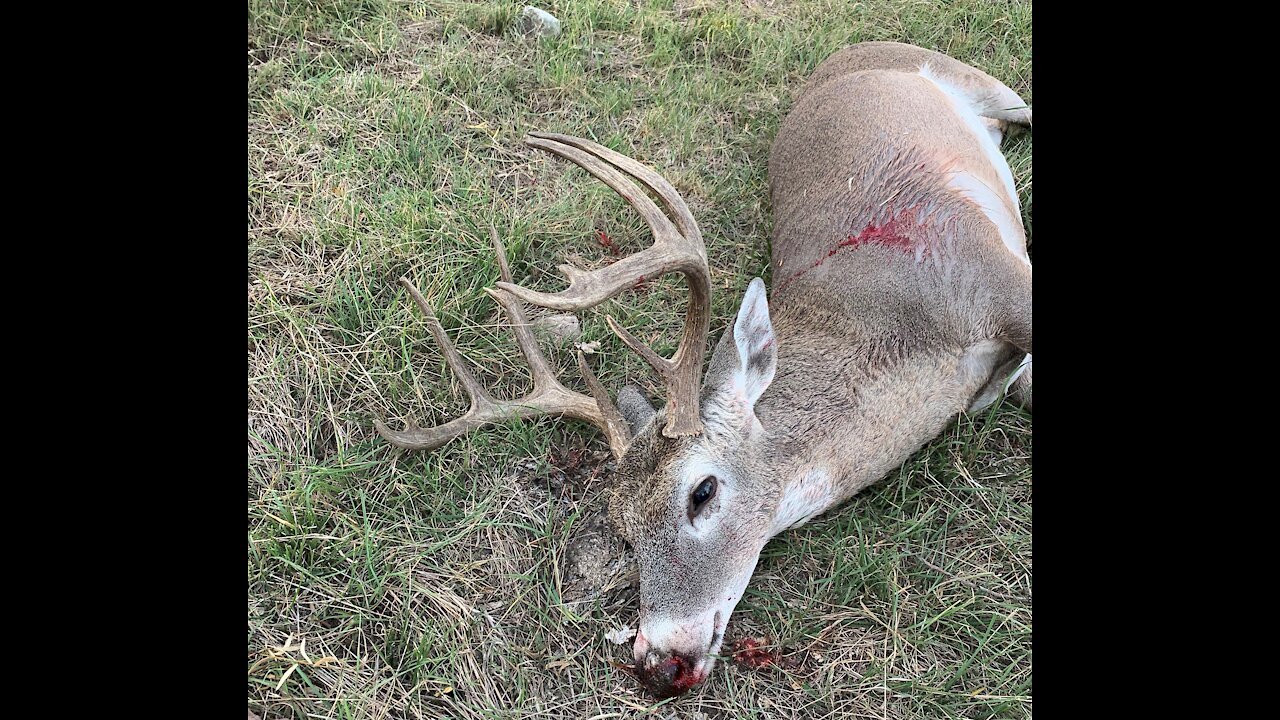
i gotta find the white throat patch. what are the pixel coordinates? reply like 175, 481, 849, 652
770, 468, 837, 537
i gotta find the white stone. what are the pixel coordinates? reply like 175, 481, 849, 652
521, 7, 561, 38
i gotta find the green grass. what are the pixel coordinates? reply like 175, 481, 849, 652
248, 1, 1032, 717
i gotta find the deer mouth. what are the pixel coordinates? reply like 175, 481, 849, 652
691, 611, 725, 680
708, 611, 724, 655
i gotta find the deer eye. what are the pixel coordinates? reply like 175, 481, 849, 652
688, 476, 717, 521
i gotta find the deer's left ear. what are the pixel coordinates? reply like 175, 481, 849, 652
731, 278, 777, 408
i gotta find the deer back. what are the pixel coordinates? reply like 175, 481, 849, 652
768, 42, 1031, 358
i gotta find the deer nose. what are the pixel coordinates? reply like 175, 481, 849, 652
634, 649, 706, 698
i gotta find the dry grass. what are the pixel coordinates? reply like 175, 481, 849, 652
248, 1, 1032, 717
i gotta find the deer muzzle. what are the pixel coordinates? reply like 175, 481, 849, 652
634, 647, 707, 698
631, 610, 723, 697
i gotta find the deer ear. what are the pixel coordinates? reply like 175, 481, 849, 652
617, 385, 656, 435
731, 278, 777, 408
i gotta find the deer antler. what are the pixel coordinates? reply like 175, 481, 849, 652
497, 132, 711, 438
374, 230, 632, 459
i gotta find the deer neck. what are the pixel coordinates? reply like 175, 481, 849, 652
752, 283, 963, 538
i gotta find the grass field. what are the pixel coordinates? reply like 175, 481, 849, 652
247, 1, 1032, 717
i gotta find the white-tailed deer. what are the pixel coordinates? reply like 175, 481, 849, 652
376, 42, 1032, 697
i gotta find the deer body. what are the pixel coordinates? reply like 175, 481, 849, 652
378, 42, 1031, 698
759, 41, 1035, 530
617, 44, 1032, 695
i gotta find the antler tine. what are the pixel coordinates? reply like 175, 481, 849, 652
575, 350, 632, 456
490, 230, 556, 393
498, 133, 711, 438
373, 231, 633, 458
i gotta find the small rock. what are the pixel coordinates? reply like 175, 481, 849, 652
532, 313, 580, 344
520, 6, 561, 38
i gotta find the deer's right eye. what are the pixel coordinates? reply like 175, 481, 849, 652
688, 476, 717, 522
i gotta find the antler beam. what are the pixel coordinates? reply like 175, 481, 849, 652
497, 132, 712, 437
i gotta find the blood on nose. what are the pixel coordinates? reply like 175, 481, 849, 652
652, 656, 681, 686
636, 652, 704, 698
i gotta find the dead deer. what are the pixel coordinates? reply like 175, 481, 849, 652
376, 42, 1032, 697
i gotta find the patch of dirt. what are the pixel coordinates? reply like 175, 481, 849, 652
563, 505, 635, 602
512, 447, 637, 602
743, 0, 783, 18
490, 144, 548, 200
675, 0, 783, 20
516, 446, 609, 502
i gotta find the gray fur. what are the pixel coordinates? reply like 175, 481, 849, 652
617, 385, 657, 436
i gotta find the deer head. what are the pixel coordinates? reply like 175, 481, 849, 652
605, 277, 780, 697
